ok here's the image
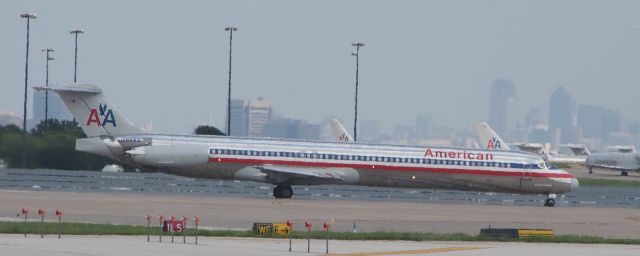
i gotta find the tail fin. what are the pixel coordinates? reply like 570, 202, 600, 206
474, 121, 510, 150
329, 118, 353, 142
34, 83, 145, 138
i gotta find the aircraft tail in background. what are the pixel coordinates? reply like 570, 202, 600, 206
329, 118, 353, 142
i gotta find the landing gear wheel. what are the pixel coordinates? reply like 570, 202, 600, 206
621, 171, 629, 176
544, 198, 556, 207
273, 186, 282, 198
588, 168, 593, 174
273, 185, 293, 199
281, 185, 293, 198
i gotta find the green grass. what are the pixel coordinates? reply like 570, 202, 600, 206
578, 178, 640, 188
552, 163, 572, 169
2, 221, 640, 245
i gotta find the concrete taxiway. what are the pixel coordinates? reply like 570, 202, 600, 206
1, 235, 639, 256
1, 190, 640, 239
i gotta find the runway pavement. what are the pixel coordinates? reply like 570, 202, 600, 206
1, 234, 639, 256
1, 190, 640, 239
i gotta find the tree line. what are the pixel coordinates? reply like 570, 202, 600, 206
0, 120, 226, 170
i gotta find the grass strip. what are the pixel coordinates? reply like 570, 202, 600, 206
578, 178, 640, 188
1, 221, 639, 245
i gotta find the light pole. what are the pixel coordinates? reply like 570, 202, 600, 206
224, 26, 238, 136
351, 42, 365, 141
20, 13, 37, 169
70, 29, 84, 83
42, 48, 54, 127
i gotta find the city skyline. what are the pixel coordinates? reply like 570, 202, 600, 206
2, 1, 640, 135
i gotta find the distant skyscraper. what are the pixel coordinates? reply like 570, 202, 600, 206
488, 79, 517, 141
262, 118, 321, 140
578, 105, 606, 139
602, 109, 621, 139
548, 86, 577, 143
246, 98, 272, 137
228, 99, 247, 136
32, 91, 73, 124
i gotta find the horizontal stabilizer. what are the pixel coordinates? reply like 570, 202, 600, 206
34, 84, 102, 94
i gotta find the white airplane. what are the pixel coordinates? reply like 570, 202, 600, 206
36, 84, 578, 207
585, 152, 640, 176
474, 122, 587, 165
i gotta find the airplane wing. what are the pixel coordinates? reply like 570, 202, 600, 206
588, 164, 631, 171
253, 165, 360, 185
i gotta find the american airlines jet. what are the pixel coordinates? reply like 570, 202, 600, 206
474, 122, 587, 165
36, 84, 578, 207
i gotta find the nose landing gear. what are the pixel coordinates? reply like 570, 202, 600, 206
273, 184, 293, 199
544, 194, 556, 207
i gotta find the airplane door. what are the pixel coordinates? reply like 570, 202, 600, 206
523, 164, 532, 180
520, 164, 534, 190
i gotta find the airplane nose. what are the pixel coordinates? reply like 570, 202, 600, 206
570, 177, 580, 190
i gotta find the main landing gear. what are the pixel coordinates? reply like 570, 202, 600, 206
621, 171, 629, 176
544, 194, 556, 207
273, 184, 293, 199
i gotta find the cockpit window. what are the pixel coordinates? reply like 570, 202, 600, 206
545, 162, 559, 169
537, 162, 549, 169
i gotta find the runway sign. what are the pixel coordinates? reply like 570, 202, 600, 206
481, 228, 555, 239
252, 223, 290, 235
162, 220, 185, 233
518, 229, 555, 238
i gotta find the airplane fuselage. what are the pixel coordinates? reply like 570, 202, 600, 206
85, 134, 577, 195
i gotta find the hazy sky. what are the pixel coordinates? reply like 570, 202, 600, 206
2, 0, 640, 133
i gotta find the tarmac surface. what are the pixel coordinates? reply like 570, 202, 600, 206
1, 234, 639, 256
2, 190, 640, 239
3, 168, 640, 208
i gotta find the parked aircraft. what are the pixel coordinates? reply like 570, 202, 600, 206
474, 122, 587, 165
585, 152, 640, 176
37, 84, 578, 206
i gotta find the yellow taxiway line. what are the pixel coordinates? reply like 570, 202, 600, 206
327, 246, 485, 256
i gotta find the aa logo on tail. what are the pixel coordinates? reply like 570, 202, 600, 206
486, 137, 501, 149
338, 133, 350, 142
87, 103, 117, 127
